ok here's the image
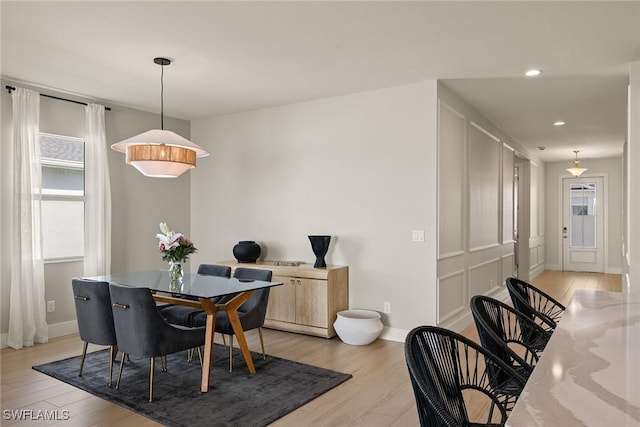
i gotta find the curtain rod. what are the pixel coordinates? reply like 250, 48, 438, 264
5, 85, 111, 111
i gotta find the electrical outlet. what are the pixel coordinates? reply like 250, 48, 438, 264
383, 302, 391, 314
47, 300, 55, 313
412, 230, 425, 242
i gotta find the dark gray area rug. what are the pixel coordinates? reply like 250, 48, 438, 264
33, 345, 351, 426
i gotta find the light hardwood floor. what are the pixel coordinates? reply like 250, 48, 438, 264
0, 271, 621, 426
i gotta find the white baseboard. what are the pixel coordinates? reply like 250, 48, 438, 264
493, 287, 510, 302
438, 286, 509, 333
530, 264, 545, 279
537, 264, 621, 275
1, 320, 78, 349
379, 326, 408, 343
439, 310, 473, 333
49, 320, 79, 338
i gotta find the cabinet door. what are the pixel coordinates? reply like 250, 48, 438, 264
295, 278, 328, 328
266, 275, 296, 323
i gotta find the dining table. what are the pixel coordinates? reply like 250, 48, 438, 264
506, 289, 640, 426
85, 270, 283, 392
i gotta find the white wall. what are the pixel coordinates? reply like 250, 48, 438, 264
1, 78, 191, 339
545, 157, 623, 274
624, 61, 640, 292
190, 81, 439, 336
436, 84, 544, 330
529, 160, 546, 278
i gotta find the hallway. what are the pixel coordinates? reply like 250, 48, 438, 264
530, 270, 622, 306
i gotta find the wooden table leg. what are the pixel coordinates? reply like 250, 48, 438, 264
225, 291, 256, 374
199, 298, 217, 392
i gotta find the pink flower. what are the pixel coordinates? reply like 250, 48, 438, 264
156, 222, 198, 263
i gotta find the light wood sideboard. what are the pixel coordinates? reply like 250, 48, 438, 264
218, 261, 349, 338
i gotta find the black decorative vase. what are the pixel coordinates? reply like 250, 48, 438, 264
233, 241, 261, 263
308, 235, 331, 268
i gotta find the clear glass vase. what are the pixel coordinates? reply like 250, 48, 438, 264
169, 261, 183, 292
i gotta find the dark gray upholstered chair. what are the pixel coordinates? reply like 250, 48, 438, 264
72, 278, 118, 387
109, 283, 206, 402
470, 295, 552, 381
191, 267, 273, 372
160, 263, 232, 326
405, 326, 527, 427
197, 264, 232, 277
506, 277, 566, 332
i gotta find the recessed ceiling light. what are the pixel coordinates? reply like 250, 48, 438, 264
525, 69, 543, 77
554, 121, 566, 126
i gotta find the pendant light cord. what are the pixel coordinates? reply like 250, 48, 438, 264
153, 57, 171, 130
160, 62, 164, 130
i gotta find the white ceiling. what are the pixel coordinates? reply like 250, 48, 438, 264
2, 1, 639, 162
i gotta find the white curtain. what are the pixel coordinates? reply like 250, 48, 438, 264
8, 87, 48, 349
84, 103, 111, 276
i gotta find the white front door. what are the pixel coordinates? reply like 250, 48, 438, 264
562, 177, 604, 272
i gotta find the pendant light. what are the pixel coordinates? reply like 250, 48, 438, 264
566, 150, 588, 177
111, 57, 209, 178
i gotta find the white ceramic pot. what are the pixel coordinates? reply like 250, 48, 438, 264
333, 309, 383, 345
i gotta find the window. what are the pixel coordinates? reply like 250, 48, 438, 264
572, 205, 588, 216
40, 133, 84, 261
570, 183, 597, 248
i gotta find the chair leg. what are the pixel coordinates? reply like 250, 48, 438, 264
187, 348, 193, 362
161, 355, 167, 372
149, 357, 155, 403
229, 335, 233, 372
197, 346, 203, 367
258, 327, 266, 360
222, 334, 226, 347
116, 353, 127, 390
108, 345, 115, 387
78, 341, 88, 377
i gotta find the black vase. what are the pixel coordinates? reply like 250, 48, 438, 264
233, 241, 261, 263
308, 235, 331, 268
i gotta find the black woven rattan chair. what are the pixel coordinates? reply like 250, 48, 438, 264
470, 295, 552, 380
506, 277, 566, 331
72, 278, 118, 387
405, 326, 527, 427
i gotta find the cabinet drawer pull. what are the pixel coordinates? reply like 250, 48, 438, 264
74, 295, 90, 301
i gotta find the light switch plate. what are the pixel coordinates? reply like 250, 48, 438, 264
412, 230, 425, 242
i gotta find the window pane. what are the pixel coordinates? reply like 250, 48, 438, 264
42, 200, 84, 259
40, 133, 84, 195
40, 133, 85, 260
40, 134, 84, 166
42, 166, 84, 193
570, 183, 596, 248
